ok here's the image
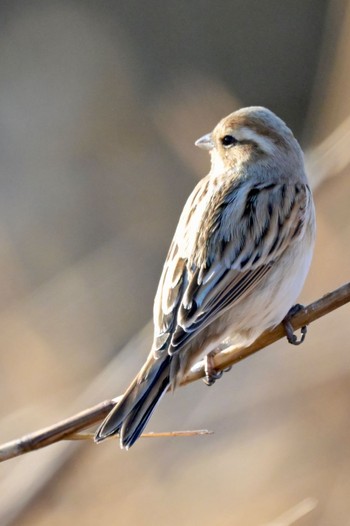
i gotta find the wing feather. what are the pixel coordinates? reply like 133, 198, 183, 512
153, 180, 310, 357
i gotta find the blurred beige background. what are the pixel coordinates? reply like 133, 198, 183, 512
0, 1, 350, 525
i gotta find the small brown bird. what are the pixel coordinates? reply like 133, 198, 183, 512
95, 106, 315, 449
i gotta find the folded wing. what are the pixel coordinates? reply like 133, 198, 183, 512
153, 181, 311, 356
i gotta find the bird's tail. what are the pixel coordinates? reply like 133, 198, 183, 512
94, 355, 171, 449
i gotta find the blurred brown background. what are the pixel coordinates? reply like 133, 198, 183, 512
0, 1, 350, 525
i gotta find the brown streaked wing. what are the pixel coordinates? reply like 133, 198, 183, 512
153, 182, 310, 356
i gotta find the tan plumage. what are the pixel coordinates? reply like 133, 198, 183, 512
95, 106, 316, 449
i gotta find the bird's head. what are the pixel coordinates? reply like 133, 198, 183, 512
195, 106, 303, 178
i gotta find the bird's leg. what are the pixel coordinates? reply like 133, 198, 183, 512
203, 350, 232, 386
282, 304, 307, 346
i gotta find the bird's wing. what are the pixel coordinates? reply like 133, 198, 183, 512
153, 180, 312, 356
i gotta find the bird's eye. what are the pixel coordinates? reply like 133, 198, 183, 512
221, 135, 238, 147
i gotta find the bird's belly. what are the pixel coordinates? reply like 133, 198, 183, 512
225, 241, 314, 348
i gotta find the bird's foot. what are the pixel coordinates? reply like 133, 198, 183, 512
282, 304, 307, 346
203, 351, 231, 386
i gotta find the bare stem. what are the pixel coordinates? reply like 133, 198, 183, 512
0, 281, 349, 462
66, 429, 213, 441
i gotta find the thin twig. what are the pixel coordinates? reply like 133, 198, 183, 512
66, 429, 213, 440
0, 281, 349, 463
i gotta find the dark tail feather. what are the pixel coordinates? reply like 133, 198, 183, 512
94, 356, 171, 449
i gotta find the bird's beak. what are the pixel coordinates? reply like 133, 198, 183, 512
195, 132, 214, 150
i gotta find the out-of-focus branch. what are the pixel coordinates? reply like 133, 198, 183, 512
305, 113, 350, 189
0, 281, 349, 463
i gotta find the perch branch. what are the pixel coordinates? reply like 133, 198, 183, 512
0, 281, 349, 462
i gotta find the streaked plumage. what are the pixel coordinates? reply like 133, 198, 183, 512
95, 106, 316, 449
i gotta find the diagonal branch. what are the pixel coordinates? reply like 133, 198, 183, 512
0, 281, 349, 463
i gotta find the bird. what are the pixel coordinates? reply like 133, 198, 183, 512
94, 106, 316, 449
